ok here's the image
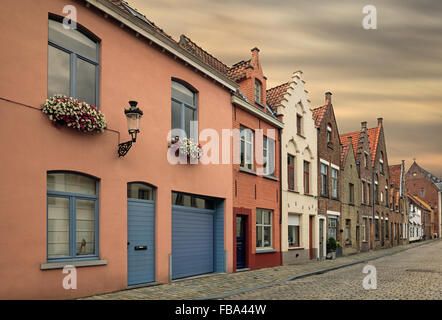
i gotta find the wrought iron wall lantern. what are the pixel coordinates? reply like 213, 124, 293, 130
118, 101, 144, 157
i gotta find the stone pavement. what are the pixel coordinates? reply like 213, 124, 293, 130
227, 239, 442, 300
83, 239, 440, 300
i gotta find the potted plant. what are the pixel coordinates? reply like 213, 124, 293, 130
335, 241, 343, 258
326, 237, 337, 259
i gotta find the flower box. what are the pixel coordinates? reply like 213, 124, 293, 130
41, 95, 107, 133
168, 136, 202, 162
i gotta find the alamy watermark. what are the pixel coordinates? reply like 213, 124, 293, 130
362, 264, 377, 290
362, 5, 377, 30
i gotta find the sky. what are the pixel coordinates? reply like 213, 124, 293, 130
129, 0, 442, 177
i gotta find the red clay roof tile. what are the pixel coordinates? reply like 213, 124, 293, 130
266, 82, 292, 109
311, 105, 328, 127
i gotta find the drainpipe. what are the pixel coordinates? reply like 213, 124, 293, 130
372, 167, 376, 249
279, 127, 283, 266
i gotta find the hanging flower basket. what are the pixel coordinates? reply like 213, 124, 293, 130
41, 95, 107, 133
168, 136, 202, 160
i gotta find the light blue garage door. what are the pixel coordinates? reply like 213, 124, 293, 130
172, 205, 214, 279
127, 197, 155, 286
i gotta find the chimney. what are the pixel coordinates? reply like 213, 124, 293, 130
251, 47, 260, 66
325, 92, 332, 105
377, 117, 383, 126
361, 121, 367, 132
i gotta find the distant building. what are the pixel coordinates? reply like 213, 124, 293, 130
406, 161, 442, 238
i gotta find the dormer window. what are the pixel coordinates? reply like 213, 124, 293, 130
255, 79, 262, 104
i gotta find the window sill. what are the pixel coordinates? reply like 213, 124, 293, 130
239, 167, 258, 176
288, 246, 304, 250
287, 189, 299, 194
41, 259, 107, 270
256, 248, 277, 254
296, 133, 306, 139
304, 193, 315, 198
263, 175, 279, 181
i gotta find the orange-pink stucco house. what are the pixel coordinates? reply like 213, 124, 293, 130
0, 0, 238, 299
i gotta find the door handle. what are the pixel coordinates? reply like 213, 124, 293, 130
134, 245, 148, 250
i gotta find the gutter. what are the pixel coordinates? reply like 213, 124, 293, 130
85, 0, 238, 91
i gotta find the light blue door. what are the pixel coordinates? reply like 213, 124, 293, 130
172, 206, 214, 279
127, 199, 155, 286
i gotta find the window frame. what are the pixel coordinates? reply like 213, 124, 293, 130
288, 225, 300, 248
304, 161, 310, 194
331, 168, 338, 199
256, 208, 273, 250
349, 183, 354, 204
171, 79, 198, 140
263, 136, 275, 177
296, 114, 303, 136
287, 154, 295, 191
240, 126, 254, 171
46, 171, 99, 262
320, 163, 328, 197
47, 16, 100, 107
255, 79, 262, 104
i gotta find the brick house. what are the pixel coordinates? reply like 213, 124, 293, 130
406, 161, 442, 238
339, 136, 362, 255
340, 122, 374, 252
179, 39, 284, 271
365, 118, 403, 249
229, 48, 283, 271
389, 161, 409, 245
312, 93, 342, 255
268, 71, 319, 264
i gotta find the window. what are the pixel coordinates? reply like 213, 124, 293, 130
240, 126, 254, 171
288, 214, 300, 247
48, 18, 99, 106
321, 164, 328, 197
255, 79, 262, 104
364, 153, 369, 168
362, 218, 367, 242
420, 189, 425, 198
327, 124, 332, 143
304, 161, 310, 194
297, 114, 303, 136
263, 136, 275, 176
374, 175, 379, 204
331, 168, 338, 199
288, 155, 295, 191
328, 217, 337, 240
349, 183, 354, 204
385, 220, 389, 239
375, 218, 379, 240
380, 191, 384, 204
128, 183, 154, 200
256, 209, 272, 249
172, 191, 215, 209
171, 80, 197, 139
345, 219, 351, 243
47, 172, 98, 260
362, 181, 366, 204
379, 152, 384, 174
368, 182, 372, 204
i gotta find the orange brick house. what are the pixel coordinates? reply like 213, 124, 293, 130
178, 39, 284, 271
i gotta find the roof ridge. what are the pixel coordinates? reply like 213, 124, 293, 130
179, 34, 230, 71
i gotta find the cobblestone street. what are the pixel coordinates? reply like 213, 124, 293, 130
84, 239, 442, 300
228, 239, 442, 300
